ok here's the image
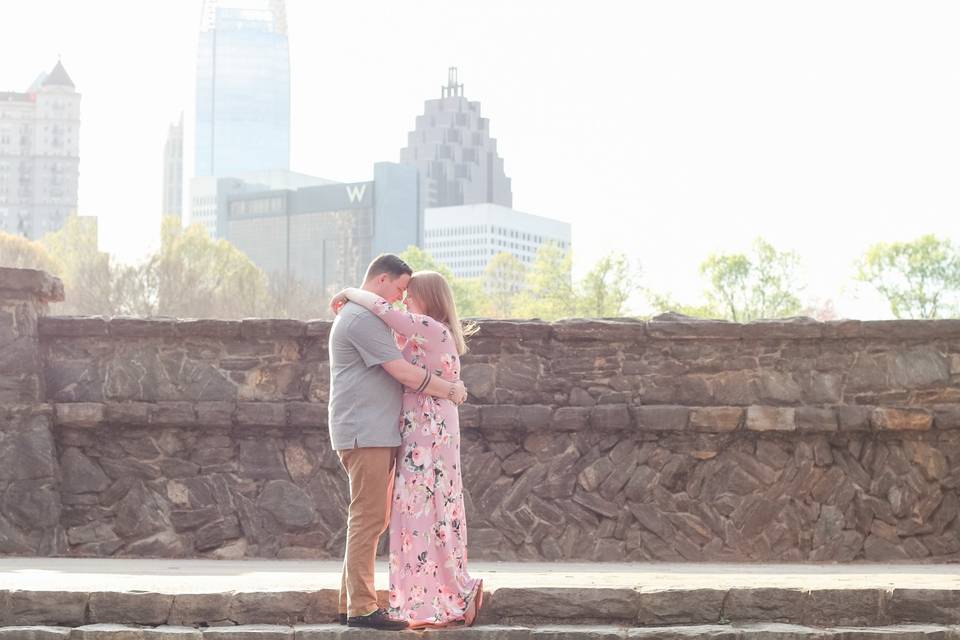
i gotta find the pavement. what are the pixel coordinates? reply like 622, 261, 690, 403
2, 558, 959, 593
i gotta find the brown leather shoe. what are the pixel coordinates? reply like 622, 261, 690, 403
347, 608, 409, 630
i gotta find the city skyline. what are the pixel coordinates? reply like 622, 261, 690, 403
1, 1, 959, 319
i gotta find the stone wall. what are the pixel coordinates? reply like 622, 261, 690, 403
2, 267, 960, 561
0, 269, 64, 555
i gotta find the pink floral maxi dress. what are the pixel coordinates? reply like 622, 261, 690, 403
363, 296, 479, 626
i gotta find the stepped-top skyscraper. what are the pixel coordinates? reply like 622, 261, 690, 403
195, 0, 290, 178
400, 68, 512, 211
0, 60, 80, 240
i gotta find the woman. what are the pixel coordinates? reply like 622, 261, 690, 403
331, 271, 483, 629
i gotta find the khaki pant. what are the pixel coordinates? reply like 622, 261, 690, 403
337, 446, 396, 618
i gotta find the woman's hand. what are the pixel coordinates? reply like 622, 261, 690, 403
329, 288, 352, 315
448, 380, 468, 405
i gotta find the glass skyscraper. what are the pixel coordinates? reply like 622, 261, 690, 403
195, 0, 290, 178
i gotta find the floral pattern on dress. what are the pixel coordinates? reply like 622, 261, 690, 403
361, 295, 478, 627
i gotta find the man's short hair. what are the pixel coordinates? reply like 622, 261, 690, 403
364, 253, 413, 282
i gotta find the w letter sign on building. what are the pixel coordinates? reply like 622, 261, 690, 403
345, 184, 367, 204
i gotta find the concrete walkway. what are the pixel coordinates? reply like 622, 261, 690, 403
2, 558, 959, 592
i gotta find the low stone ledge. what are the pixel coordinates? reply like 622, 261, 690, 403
3, 590, 88, 625
645, 320, 742, 340
0, 627, 71, 639
871, 407, 933, 432
474, 320, 552, 340
519, 405, 554, 430
52, 402, 336, 429
235, 403, 288, 428
636, 589, 726, 625
552, 407, 590, 431
487, 587, 640, 624
887, 589, 960, 625
175, 319, 242, 339
836, 406, 872, 432
168, 593, 233, 626
54, 402, 104, 428
860, 319, 960, 340
229, 592, 316, 626
627, 625, 740, 640
552, 319, 645, 343
240, 319, 306, 340
150, 402, 198, 427
108, 317, 177, 338
52, 402, 960, 435
634, 406, 688, 432
196, 402, 237, 428
796, 407, 839, 433
932, 405, 960, 430
746, 406, 796, 432
722, 587, 806, 622
590, 404, 632, 430
801, 589, 884, 627
202, 626, 294, 639
293, 627, 367, 640
38, 316, 109, 337
689, 407, 743, 433
87, 591, 174, 625
741, 320, 824, 341
287, 403, 327, 428
822, 320, 864, 339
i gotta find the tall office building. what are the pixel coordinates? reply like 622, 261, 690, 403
0, 60, 80, 240
400, 68, 512, 218
189, 169, 336, 239
424, 203, 571, 280
162, 113, 183, 220
223, 163, 419, 295
195, 0, 290, 178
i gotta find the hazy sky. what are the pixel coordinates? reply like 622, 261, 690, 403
2, 1, 959, 318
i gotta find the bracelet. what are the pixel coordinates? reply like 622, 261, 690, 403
415, 369, 431, 393
447, 383, 456, 401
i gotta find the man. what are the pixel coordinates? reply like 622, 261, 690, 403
328, 253, 468, 630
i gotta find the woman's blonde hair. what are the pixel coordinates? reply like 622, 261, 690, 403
407, 270, 477, 355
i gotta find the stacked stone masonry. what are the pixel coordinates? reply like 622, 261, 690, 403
2, 267, 960, 561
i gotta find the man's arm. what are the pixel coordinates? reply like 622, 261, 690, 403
381, 359, 467, 403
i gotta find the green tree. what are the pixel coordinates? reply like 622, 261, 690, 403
701, 237, 804, 321
643, 289, 723, 320
856, 234, 960, 319
0, 231, 61, 273
266, 271, 329, 320
398, 245, 489, 317
399, 245, 448, 274
483, 252, 527, 318
578, 252, 637, 317
40, 215, 114, 315
146, 216, 275, 318
516, 243, 577, 320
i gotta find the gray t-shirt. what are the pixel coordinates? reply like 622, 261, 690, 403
328, 301, 403, 451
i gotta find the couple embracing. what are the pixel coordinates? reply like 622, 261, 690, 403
327, 253, 484, 630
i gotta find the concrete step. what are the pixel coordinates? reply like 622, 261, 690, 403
1, 586, 959, 629
2, 623, 960, 640
2, 560, 960, 630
